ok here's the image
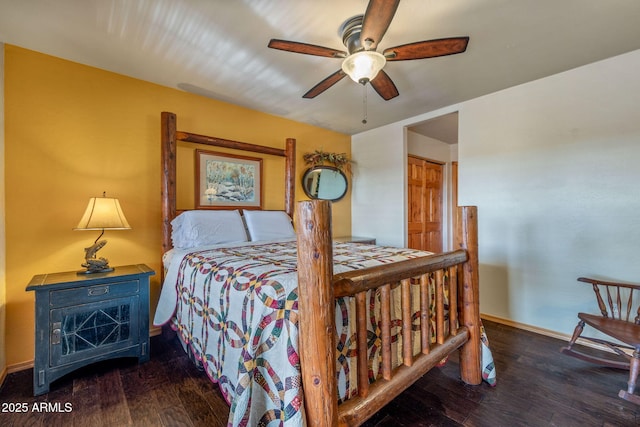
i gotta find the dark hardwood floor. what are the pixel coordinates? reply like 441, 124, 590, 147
1, 320, 638, 426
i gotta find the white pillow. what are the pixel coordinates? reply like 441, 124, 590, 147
243, 210, 296, 242
171, 210, 248, 249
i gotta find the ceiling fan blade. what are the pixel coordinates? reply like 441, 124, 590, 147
384, 37, 469, 61
303, 70, 347, 99
268, 39, 347, 58
360, 0, 400, 50
370, 70, 399, 100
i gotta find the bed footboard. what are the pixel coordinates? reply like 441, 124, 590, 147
296, 200, 481, 427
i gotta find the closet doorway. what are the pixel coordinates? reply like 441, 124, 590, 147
407, 156, 443, 252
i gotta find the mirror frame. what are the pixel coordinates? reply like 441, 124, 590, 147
301, 165, 348, 202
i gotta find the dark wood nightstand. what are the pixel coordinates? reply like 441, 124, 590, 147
26, 264, 155, 396
334, 236, 376, 245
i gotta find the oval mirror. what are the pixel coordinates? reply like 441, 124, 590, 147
302, 166, 348, 202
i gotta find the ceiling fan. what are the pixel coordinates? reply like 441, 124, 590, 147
268, 0, 469, 101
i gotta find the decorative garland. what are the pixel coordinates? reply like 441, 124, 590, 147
303, 150, 352, 174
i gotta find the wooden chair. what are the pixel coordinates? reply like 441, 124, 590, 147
561, 277, 640, 404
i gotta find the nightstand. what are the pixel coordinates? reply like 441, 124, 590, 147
26, 264, 155, 396
334, 236, 376, 245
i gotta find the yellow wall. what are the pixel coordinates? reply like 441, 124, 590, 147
1, 43, 7, 379
4, 45, 351, 368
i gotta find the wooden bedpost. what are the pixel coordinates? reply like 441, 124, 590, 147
285, 138, 296, 219
161, 111, 177, 256
456, 206, 482, 385
296, 200, 338, 427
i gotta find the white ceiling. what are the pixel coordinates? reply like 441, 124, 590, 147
1, 0, 640, 138
409, 112, 459, 144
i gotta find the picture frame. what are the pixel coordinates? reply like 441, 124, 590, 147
195, 149, 263, 209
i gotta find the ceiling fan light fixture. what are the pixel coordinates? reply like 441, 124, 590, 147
341, 51, 386, 85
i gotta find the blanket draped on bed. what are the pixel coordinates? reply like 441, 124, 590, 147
154, 240, 495, 427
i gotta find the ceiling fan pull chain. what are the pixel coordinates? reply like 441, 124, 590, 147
362, 84, 368, 125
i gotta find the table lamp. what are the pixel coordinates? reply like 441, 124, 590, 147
74, 192, 131, 274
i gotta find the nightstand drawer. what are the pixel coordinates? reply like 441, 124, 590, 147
50, 279, 140, 307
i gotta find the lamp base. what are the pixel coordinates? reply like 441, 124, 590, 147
79, 256, 112, 275
79, 239, 112, 274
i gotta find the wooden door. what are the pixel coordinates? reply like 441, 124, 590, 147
408, 156, 443, 252
452, 161, 458, 237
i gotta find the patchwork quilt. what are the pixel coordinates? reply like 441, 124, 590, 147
153, 240, 494, 427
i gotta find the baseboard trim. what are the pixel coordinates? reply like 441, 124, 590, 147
0, 366, 7, 387
481, 313, 573, 341
480, 313, 618, 353
7, 359, 33, 374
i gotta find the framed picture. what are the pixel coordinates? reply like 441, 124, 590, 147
195, 150, 263, 209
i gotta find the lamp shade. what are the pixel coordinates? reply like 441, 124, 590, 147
74, 197, 131, 230
341, 51, 386, 84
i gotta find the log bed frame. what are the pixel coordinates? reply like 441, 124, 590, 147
160, 111, 482, 426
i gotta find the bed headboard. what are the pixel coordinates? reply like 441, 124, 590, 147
160, 111, 296, 254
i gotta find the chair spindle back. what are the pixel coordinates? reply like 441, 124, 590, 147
579, 277, 640, 324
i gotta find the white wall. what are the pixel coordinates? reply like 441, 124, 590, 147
351, 125, 407, 247
407, 133, 457, 163
352, 49, 640, 336
459, 49, 640, 333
